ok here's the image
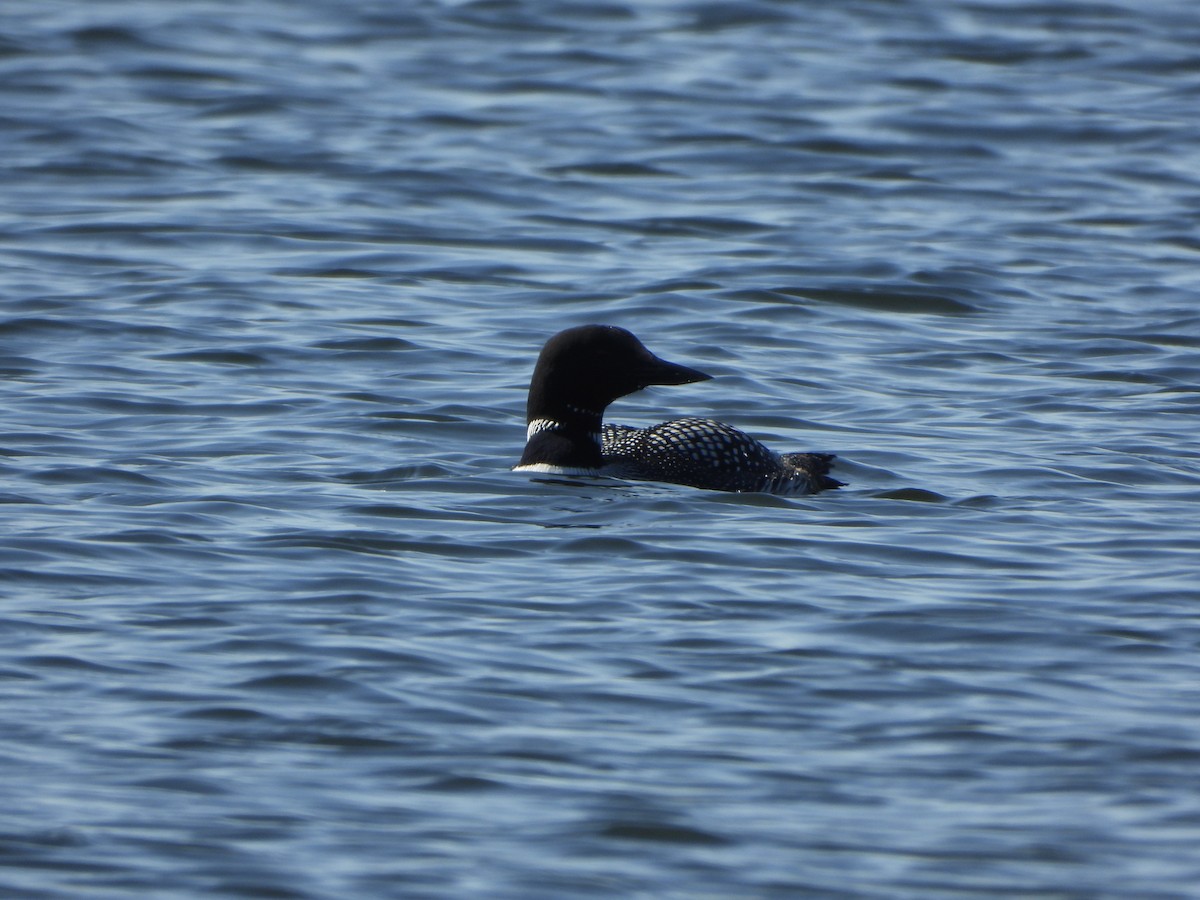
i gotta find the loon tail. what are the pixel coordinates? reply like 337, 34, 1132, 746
781, 452, 845, 491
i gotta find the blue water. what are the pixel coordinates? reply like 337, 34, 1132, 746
3, 1, 1200, 897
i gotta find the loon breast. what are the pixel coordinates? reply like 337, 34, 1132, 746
601, 417, 840, 495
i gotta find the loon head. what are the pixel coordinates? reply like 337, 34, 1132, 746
516, 325, 711, 472
526, 325, 711, 421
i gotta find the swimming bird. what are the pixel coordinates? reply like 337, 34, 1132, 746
513, 325, 842, 495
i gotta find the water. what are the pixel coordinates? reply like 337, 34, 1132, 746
3, 0, 1200, 897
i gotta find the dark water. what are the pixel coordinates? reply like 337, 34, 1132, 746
3, 1, 1200, 897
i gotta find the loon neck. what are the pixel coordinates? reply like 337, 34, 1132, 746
518, 404, 605, 469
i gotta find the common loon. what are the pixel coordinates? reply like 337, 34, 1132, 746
514, 325, 842, 495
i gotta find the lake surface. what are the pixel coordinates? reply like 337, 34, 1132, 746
3, 1, 1200, 897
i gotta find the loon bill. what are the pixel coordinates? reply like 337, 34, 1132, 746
513, 324, 843, 495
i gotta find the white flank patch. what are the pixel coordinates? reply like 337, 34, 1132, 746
512, 463, 599, 476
